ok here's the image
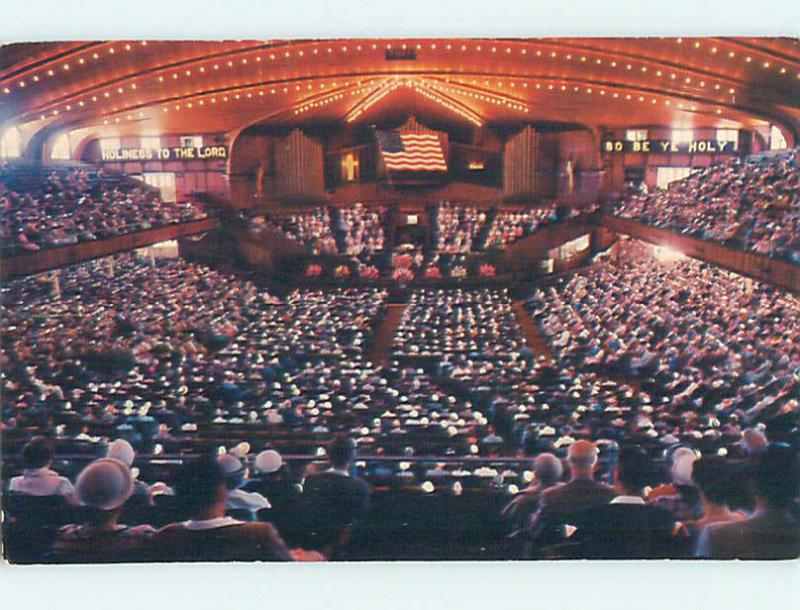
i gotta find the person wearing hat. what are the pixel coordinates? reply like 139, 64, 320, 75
242, 449, 302, 532
527, 440, 616, 547
216, 452, 271, 518
150, 456, 321, 562
646, 447, 703, 522
52, 458, 155, 562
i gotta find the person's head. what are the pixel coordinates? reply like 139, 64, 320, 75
533, 453, 563, 487
692, 456, 738, 507
175, 456, 227, 517
22, 436, 54, 469
75, 458, 134, 519
743, 428, 768, 456
752, 444, 800, 510
216, 453, 246, 490
567, 440, 599, 478
616, 446, 651, 496
670, 446, 698, 486
106, 439, 135, 467
254, 449, 283, 476
328, 435, 357, 470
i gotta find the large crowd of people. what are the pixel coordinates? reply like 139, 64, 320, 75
434, 202, 488, 253
0, 165, 206, 256
337, 203, 385, 256
614, 148, 800, 265
2, 244, 799, 562
257, 207, 338, 255
485, 206, 557, 250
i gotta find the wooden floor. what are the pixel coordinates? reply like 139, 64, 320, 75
511, 300, 554, 362
367, 303, 407, 367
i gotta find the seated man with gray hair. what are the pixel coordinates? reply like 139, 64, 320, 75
528, 440, 616, 547
501, 453, 564, 536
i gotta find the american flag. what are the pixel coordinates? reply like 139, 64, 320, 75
376, 127, 448, 172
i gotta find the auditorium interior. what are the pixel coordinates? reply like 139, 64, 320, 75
1, 37, 800, 563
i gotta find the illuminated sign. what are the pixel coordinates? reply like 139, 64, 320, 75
100, 145, 228, 162
601, 139, 738, 154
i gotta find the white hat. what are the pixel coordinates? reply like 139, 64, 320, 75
254, 449, 283, 474
75, 458, 134, 511
671, 447, 698, 486
106, 439, 135, 467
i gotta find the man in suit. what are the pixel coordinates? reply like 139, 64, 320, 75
150, 456, 321, 562
574, 446, 681, 559
301, 435, 370, 556
695, 444, 800, 559
528, 440, 616, 546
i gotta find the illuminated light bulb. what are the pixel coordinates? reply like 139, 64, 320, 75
626, 64, 632, 70
227, 60, 233, 66
596, 58, 602, 64
664, 100, 670, 105
780, 67, 786, 74
199, 66, 205, 72
694, 41, 700, 48
63, 63, 69, 70
92, 53, 99, 59
117, 87, 123, 93
676, 38, 682, 43
172, 73, 178, 79
421, 481, 434, 494
78, 58, 84, 64
580, 56, 586, 62
109, 47, 115, 53
745, 56, 752, 62
711, 47, 717, 53
78, 101, 84, 106
763, 62, 770, 68
716, 108, 722, 114
729, 88, 735, 94
65, 104, 71, 110
610, 61, 617, 67
131, 83, 136, 89
550, 51, 556, 57
162, 107, 167, 112
104, 92, 110, 97
2, 87, 9, 94
103, 119, 109, 124
91, 96, 97, 101
612, 92, 618, 97
214, 63, 220, 69
641, 66, 647, 72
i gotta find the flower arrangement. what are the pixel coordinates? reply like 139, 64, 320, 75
392, 267, 414, 283
334, 264, 351, 279
305, 263, 323, 277
394, 253, 413, 269
451, 266, 467, 278
478, 263, 496, 277
359, 265, 380, 279
424, 266, 442, 279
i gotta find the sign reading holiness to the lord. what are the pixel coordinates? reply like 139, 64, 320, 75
601, 139, 738, 154
100, 145, 228, 162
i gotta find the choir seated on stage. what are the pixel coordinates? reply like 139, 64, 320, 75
0, 165, 206, 256
2, 249, 798, 561
614, 148, 800, 265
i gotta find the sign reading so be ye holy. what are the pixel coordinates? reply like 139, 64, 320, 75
100, 145, 228, 162
602, 139, 738, 154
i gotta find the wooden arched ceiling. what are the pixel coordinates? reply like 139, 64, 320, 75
1, 38, 799, 143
